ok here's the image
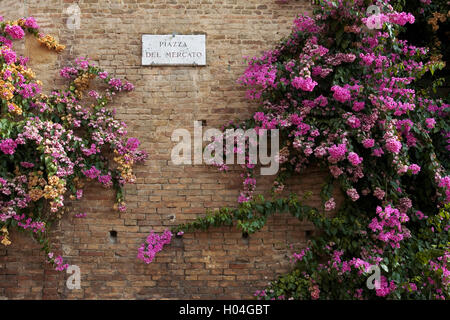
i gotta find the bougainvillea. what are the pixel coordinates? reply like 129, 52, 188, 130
163, 0, 449, 299
0, 17, 147, 269
137, 229, 172, 264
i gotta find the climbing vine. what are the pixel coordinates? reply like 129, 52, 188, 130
0, 16, 147, 269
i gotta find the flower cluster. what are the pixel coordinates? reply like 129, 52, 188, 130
137, 230, 172, 264
368, 205, 411, 249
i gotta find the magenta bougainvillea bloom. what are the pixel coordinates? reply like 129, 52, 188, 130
4, 24, 25, 39
137, 230, 173, 264
292, 76, 318, 92
0, 139, 17, 155
331, 85, 351, 103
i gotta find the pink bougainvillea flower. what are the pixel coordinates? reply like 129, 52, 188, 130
291, 76, 318, 92
5, 24, 25, 39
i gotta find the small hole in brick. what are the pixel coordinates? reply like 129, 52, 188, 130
305, 230, 313, 238
242, 232, 249, 239
201, 119, 207, 126
109, 230, 118, 244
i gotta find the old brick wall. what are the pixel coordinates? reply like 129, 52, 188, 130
0, 0, 343, 299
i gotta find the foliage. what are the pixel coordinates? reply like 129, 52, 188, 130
0, 16, 147, 269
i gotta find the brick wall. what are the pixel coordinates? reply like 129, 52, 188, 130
0, 0, 344, 299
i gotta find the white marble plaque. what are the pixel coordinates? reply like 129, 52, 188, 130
142, 34, 206, 66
